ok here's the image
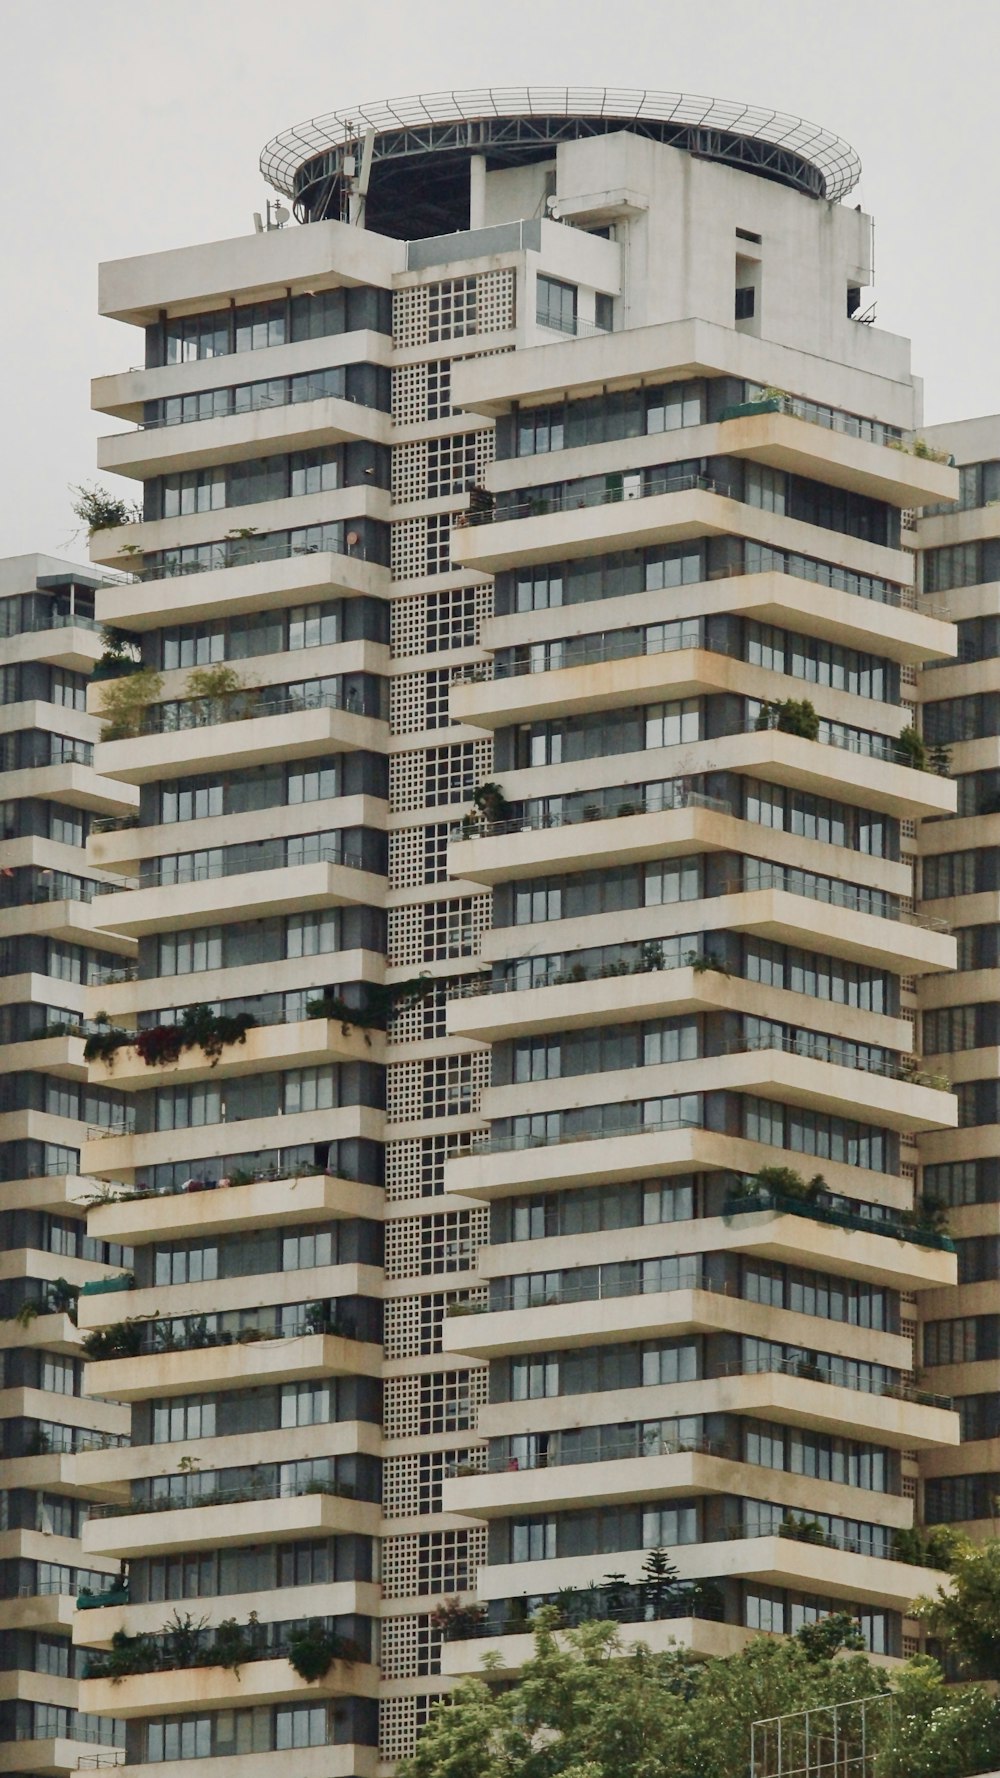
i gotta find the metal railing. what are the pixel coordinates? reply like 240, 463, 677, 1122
720, 1353, 953, 1411
137, 535, 374, 582
91, 1165, 338, 1203
450, 941, 705, 998
723, 1191, 955, 1252
89, 1477, 356, 1519
135, 374, 357, 431
143, 684, 380, 734
722, 873, 950, 933
47, 610, 103, 631
485, 469, 737, 526
469, 785, 731, 840
455, 629, 743, 683
484, 1262, 723, 1312
719, 394, 907, 450
536, 311, 613, 340
486, 1431, 724, 1472
138, 840, 365, 889
478, 1111, 703, 1156
727, 1030, 951, 1088
127, 1314, 348, 1357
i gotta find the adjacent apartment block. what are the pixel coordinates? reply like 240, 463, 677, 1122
915, 418, 1000, 1538
58, 89, 972, 1771
0, 554, 133, 1773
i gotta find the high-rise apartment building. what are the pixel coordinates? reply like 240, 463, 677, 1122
0, 554, 134, 1772
64, 90, 971, 1771
914, 418, 1000, 1537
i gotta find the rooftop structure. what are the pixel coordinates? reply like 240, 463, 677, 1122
260, 88, 862, 234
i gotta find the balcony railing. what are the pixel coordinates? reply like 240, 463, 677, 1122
454, 630, 733, 683
445, 1582, 724, 1640
476, 1110, 703, 1157
470, 785, 732, 840
723, 1190, 955, 1252
485, 1431, 725, 1473
720, 873, 949, 933
719, 1353, 953, 1411
88, 1477, 361, 1520
136, 374, 362, 431
138, 839, 366, 890
481, 470, 738, 526
481, 1263, 728, 1312
450, 939, 707, 998
136, 534, 376, 581
726, 1030, 952, 1090
142, 684, 382, 734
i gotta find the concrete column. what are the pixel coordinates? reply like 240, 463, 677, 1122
469, 155, 487, 229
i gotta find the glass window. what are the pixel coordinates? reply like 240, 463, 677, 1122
288, 603, 340, 649
536, 277, 577, 335
286, 910, 340, 957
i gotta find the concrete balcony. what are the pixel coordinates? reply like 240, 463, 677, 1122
86, 1016, 384, 1091
0, 1449, 128, 1505
79, 1102, 381, 1183
83, 1488, 380, 1562
88, 854, 386, 937
442, 1445, 917, 1522
98, 391, 389, 480
86, 1171, 382, 1247
74, 1746, 374, 1778
0, 760, 138, 815
480, 1043, 955, 1138
0, 1592, 76, 1635
76, 1259, 379, 1334
95, 548, 388, 633
4, 1734, 123, 1775
475, 569, 955, 674
478, 1364, 958, 1453
450, 646, 734, 730
443, 1121, 911, 1209
452, 482, 911, 586
80, 1651, 379, 1722
95, 701, 385, 786
2, 619, 104, 674
447, 960, 912, 1048
1, 1032, 88, 1081
73, 1577, 378, 1648
439, 1282, 912, 1367
477, 1206, 955, 1296
439, 1613, 757, 1676
449, 802, 734, 885
84, 1330, 382, 1402
714, 407, 958, 508
0, 896, 134, 954
683, 1535, 944, 1613
713, 886, 954, 976
470, 1536, 942, 1616
453, 633, 956, 743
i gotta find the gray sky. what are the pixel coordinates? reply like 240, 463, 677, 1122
2, 0, 997, 560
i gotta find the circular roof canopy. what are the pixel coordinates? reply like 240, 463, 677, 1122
260, 87, 861, 237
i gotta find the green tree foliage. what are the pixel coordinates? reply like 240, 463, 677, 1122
402, 1605, 1000, 1778
97, 666, 163, 740
913, 1536, 1000, 1678
399, 1611, 887, 1778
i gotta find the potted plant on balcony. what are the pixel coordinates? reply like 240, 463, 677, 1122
287, 1620, 353, 1682
97, 666, 164, 741
754, 698, 820, 741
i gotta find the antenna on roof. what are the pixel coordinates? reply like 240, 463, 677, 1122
350, 129, 377, 228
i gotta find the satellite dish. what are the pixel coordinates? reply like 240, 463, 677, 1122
346, 531, 359, 547
273, 203, 290, 227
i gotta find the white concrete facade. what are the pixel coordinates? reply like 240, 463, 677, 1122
0, 553, 134, 1773
53, 97, 978, 1774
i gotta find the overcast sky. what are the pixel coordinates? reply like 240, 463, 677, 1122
2, 0, 997, 562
